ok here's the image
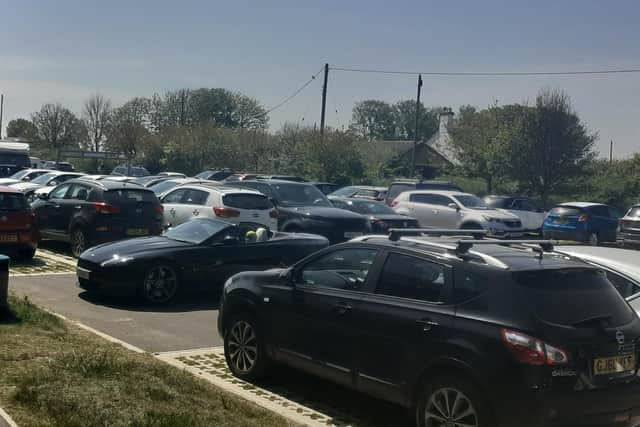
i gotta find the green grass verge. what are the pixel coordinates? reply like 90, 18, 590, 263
0, 295, 296, 427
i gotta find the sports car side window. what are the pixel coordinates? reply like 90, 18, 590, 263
297, 248, 378, 291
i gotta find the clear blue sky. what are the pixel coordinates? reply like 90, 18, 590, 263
2, 0, 639, 156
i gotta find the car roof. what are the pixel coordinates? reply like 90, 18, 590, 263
349, 235, 589, 272
70, 178, 147, 190
243, 179, 309, 186
558, 202, 606, 208
405, 190, 471, 197
0, 185, 23, 194
181, 184, 264, 195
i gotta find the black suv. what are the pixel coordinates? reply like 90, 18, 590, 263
218, 231, 640, 427
32, 179, 163, 257
385, 180, 462, 205
230, 179, 371, 243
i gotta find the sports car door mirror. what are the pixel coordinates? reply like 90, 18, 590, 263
223, 235, 239, 245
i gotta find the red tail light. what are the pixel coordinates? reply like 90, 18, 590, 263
213, 207, 240, 218
155, 204, 164, 215
269, 209, 278, 219
372, 219, 388, 230
93, 202, 120, 214
578, 213, 589, 222
501, 329, 568, 366
391, 200, 399, 208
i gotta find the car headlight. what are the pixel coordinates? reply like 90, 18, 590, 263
482, 215, 499, 223
100, 255, 134, 267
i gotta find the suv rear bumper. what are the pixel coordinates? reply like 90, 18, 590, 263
618, 231, 640, 246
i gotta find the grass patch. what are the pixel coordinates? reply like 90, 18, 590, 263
0, 295, 295, 427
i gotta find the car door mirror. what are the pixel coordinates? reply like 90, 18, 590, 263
49, 181, 58, 186
268, 197, 278, 206
280, 268, 295, 284
223, 234, 239, 245
448, 203, 460, 211
37, 192, 49, 200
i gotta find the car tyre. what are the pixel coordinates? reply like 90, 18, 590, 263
587, 232, 599, 246
416, 374, 493, 427
140, 264, 179, 305
70, 228, 88, 258
224, 312, 269, 381
19, 247, 36, 260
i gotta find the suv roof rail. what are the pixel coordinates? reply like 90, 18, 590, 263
389, 228, 486, 242
455, 239, 556, 255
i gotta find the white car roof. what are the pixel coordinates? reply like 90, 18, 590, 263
405, 190, 472, 197
182, 184, 264, 196
554, 245, 640, 283
559, 202, 605, 208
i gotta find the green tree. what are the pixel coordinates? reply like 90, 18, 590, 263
393, 100, 439, 141
6, 118, 37, 140
510, 89, 597, 206
31, 103, 83, 162
106, 98, 151, 163
350, 100, 396, 141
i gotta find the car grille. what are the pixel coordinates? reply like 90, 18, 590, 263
384, 219, 419, 228
503, 220, 522, 228
620, 220, 640, 234
77, 258, 98, 270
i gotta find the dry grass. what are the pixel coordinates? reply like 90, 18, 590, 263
0, 295, 295, 427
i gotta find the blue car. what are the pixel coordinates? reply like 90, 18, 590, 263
542, 202, 619, 245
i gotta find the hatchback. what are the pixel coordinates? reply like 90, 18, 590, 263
0, 186, 38, 258
160, 184, 278, 230
218, 231, 640, 427
543, 202, 619, 245
32, 179, 163, 257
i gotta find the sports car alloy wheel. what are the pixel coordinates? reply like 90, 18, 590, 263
424, 387, 479, 427
227, 320, 258, 373
142, 266, 177, 304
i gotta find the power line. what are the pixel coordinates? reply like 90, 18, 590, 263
264, 66, 325, 115
330, 66, 640, 77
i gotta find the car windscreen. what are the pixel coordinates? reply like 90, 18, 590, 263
484, 197, 508, 209
149, 180, 181, 194
550, 206, 582, 216
164, 218, 233, 244
0, 153, 30, 167
349, 200, 395, 215
627, 207, 640, 218
515, 268, 634, 327
271, 183, 332, 207
453, 195, 489, 210
10, 170, 30, 180
223, 193, 273, 210
31, 172, 57, 185
0, 193, 29, 211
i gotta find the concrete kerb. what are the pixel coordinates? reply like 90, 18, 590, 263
0, 406, 18, 427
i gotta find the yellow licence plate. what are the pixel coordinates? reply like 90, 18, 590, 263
0, 234, 18, 242
593, 354, 636, 375
126, 228, 148, 236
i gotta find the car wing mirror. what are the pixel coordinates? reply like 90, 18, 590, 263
268, 197, 278, 206
448, 203, 460, 211
223, 234, 239, 245
37, 192, 49, 200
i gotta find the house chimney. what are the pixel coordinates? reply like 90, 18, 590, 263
438, 107, 454, 138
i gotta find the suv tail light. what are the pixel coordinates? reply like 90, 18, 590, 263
578, 213, 589, 222
214, 207, 240, 218
501, 329, 568, 366
93, 202, 121, 214
155, 204, 164, 215
391, 200, 399, 208
269, 209, 278, 219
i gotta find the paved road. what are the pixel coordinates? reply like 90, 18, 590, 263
9, 274, 222, 352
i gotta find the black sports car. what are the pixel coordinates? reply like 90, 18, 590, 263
76, 218, 329, 304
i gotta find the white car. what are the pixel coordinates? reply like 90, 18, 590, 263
392, 190, 525, 237
11, 171, 85, 200
0, 168, 50, 186
160, 184, 278, 230
483, 196, 547, 233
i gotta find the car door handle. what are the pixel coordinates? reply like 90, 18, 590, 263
333, 302, 353, 314
432, 210, 439, 214
74, 205, 82, 210
416, 319, 439, 332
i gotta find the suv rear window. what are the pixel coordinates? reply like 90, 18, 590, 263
387, 183, 413, 201
516, 269, 634, 327
550, 206, 582, 216
628, 207, 640, 218
104, 189, 157, 205
223, 194, 272, 210
0, 193, 29, 211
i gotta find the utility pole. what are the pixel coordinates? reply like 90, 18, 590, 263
412, 74, 423, 173
0, 94, 4, 140
320, 63, 329, 135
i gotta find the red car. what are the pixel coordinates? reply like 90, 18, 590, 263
0, 186, 39, 259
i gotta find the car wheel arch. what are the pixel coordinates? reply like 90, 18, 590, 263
460, 221, 484, 230
222, 296, 260, 334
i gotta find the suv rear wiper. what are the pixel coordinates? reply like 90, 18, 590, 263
571, 314, 612, 328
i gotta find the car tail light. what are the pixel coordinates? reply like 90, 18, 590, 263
213, 207, 240, 218
155, 204, 164, 215
372, 219, 388, 230
269, 209, 278, 219
501, 329, 568, 366
578, 213, 589, 222
93, 202, 121, 214
391, 200, 399, 208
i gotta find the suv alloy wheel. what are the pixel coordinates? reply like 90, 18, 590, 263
71, 228, 88, 258
224, 313, 269, 380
